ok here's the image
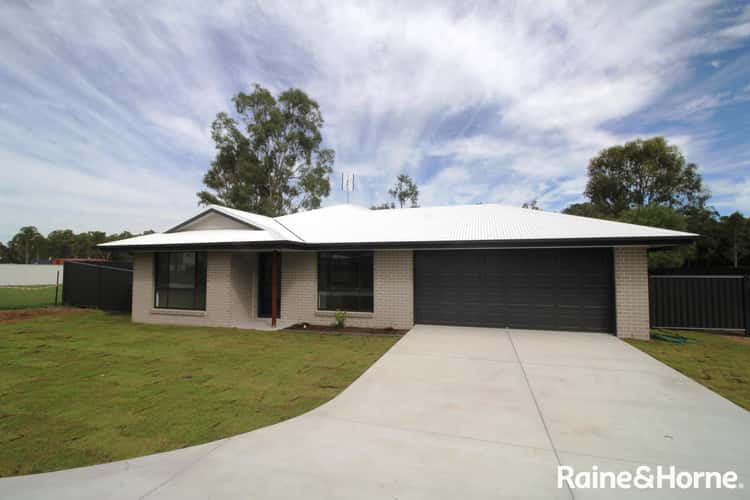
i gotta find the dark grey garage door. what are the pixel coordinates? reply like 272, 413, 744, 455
414, 249, 615, 333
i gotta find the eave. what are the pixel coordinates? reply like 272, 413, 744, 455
100, 234, 698, 252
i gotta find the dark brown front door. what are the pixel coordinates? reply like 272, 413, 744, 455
258, 253, 281, 318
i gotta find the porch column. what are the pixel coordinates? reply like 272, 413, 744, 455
613, 247, 650, 340
271, 250, 279, 327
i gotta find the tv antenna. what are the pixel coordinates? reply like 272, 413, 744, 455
341, 172, 356, 204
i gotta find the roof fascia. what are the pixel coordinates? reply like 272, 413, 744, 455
103, 235, 697, 252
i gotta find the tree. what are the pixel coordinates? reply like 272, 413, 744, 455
102, 231, 136, 262
522, 199, 541, 210
371, 202, 395, 210
74, 231, 108, 259
8, 226, 44, 264
582, 137, 707, 218
562, 202, 611, 219
2, 227, 157, 264
105, 231, 134, 242
682, 205, 722, 269
46, 229, 77, 259
387, 174, 419, 208
0, 242, 9, 263
721, 212, 749, 269
618, 205, 693, 269
198, 84, 335, 216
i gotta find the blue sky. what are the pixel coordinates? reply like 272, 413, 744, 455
1, 1, 749, 242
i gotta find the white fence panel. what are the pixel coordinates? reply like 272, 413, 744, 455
0, 264, 64, 286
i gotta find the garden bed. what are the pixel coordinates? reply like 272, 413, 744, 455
286, 322, 408, 336
0, 306, 81, 323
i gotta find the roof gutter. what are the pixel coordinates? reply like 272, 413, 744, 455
99, 234, 697, 252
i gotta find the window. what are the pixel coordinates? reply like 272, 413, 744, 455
318, 252, 373, 312
154, 252, 207, 310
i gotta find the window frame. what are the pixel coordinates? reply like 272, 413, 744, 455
153, 251, 207, 311
317, 251, 374, 313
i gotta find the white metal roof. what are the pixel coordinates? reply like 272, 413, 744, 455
276, 204, 696, 243
99, 229, 289, 248
100, 203, 697, 249
166, 205, 304, 242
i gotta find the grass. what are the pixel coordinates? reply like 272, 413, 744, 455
0, 285, 61, 309
626, 329, 750, 411
0, 311, 398, 477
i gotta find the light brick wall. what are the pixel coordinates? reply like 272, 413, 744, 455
132, 250, 414, 330
614, 247, 650, 340
373, 250, 414, 329
131, 253, 155, 323
230, 253, 256, 325
132, 252, 243, 328
281, 250, 414, 329
280, 252, 316, 322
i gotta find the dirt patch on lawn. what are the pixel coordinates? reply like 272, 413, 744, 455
285, 322, 408, 336
722, 334, 750, 346
0, 307, 83, 323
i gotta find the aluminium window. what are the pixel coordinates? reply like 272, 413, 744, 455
154, 252, 207, 310
317, 252, 373, 312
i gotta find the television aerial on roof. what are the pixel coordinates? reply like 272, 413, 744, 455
341, 172, 356, 204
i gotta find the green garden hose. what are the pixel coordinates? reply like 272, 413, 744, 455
651, 331, 691, 344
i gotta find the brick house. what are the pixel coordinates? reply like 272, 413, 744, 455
100, 204, 696, 340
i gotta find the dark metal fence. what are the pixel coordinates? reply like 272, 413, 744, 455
649, 275, 750, 334
62, 261, 133, 312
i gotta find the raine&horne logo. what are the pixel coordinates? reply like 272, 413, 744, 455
557, 465, 744, 490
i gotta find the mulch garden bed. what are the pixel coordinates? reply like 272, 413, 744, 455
722, 334, 750, 346
285, 323, 408, 336
0, 307, 83, 323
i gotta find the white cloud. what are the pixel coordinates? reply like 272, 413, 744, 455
141, 109, 214, 156
256, 0, 749, 208
0, 0, 749, 240
719, 21, 750, 39
0, 148, 198, 238
709, 176, 750, 213
421, 166, 488, 206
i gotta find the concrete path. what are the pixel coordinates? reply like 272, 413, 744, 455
2, 325, 749, 499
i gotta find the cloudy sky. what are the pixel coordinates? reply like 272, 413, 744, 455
1, 1, 749, 241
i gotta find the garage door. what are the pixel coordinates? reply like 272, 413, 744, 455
414, 249, 614, 333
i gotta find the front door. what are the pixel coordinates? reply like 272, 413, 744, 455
258, 252, 281, 318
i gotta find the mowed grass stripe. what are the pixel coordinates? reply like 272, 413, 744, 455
627, 329, 750, 411
0, 311, 398, 476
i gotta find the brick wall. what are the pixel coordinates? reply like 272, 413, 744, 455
133, 248, 647, 337
372, 250, 414, 329
279, 252, 316, 322
280, 250, 414, 329
230, 253, 256, 325
132, 250, 414, 330
131, 253, 154, 324
613, 247, 650, 340
132, 252, 237, 328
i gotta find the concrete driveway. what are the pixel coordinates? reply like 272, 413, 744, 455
2, 325, 749, 499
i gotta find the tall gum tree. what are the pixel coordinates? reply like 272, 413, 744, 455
198, 84, 335, 216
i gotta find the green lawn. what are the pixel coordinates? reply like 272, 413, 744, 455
0, 311, 398, 477
0, 285, 61, 309
626, 330, 750, 411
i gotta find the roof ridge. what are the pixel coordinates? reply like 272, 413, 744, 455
270, 218, 306, 243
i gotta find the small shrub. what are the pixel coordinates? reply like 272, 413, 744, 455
334, 310, 346, 328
